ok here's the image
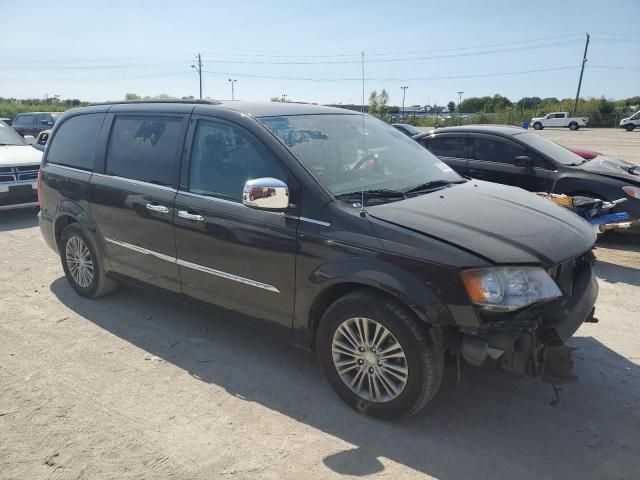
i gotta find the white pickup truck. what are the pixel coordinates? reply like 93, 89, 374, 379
530, 112, 588, 131
619, 110, 639, 131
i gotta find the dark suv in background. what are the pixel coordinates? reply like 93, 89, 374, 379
11, 112, 59, 137
39, 101, 598, 418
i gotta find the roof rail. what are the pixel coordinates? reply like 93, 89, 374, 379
88, 99, 221, 106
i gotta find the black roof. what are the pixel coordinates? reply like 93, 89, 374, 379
429, 125, 528, 136
86, 99, 360, 118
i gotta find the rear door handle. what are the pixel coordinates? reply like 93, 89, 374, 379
178, 210, 204, 222
146, 203, 169, 214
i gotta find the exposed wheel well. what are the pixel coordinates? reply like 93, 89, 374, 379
308, 283, 425, 351
54, 215, 76, 250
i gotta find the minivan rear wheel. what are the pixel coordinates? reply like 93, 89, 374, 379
316, 289, 443, 418
60, 223, 117, 298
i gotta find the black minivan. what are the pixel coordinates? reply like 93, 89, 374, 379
39, 100, 598, 418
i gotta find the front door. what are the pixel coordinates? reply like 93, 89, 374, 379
468, 134, 555, 192
90, 113, 189, 293
420, 133, 469, 175
173, 117, 298, 334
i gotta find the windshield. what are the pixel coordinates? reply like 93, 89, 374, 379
259, 114, 463, 197
397, 124, 422, 136
515, 132, 584, 166
0, 122, 26, 146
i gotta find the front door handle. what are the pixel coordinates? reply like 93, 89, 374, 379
178, 210, 204, 222
146, 203, 169, 214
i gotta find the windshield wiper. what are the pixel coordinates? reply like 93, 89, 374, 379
336, 189, 407, 202
403, 179, 466, 194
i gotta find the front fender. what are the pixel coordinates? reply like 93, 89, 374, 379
297, 255, 464, 341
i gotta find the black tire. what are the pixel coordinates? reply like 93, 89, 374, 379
533, 122, 543, 130
626, 124, 635, 132
60, 223, 117, 298
316, 289, 444, 418
569, 122, 579, 131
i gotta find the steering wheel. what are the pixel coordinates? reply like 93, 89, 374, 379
352, 153, 381, 171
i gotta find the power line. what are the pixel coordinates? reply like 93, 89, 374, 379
199, 33, 585, 58
589, 65, 640, 71
200, 40, 582, 65
3, 71, 191, 84
202, 65, 579, 82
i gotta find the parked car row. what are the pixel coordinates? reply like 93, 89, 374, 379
11, 112, 60, 138
0, 121, 42, 210
409, 125, 640, 223
37, 100, 599, 418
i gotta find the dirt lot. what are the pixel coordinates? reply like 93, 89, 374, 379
1, 127, 639, 479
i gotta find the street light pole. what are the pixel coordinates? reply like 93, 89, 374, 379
401, 86, 408, 118
190, 53, 203, 99
282, 94, 288, 103
457, 91, 464, 105
228, 78, 237, 100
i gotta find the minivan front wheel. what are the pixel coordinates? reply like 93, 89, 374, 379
317, 289, 443, 418
60, 224, 117, 298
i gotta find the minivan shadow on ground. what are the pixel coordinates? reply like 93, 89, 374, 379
50, 277, 640, 479
0, 207, 38, 232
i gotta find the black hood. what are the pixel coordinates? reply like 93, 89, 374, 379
368, 181, 596, 267
576, 155, 640, 184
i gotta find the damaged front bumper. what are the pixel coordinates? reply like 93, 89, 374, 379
457, 257, 598, 384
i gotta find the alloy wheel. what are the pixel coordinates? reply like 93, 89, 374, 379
331, 317, 408, 403
65, 236, 94, 288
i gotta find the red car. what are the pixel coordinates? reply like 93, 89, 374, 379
568, 147, 602, 160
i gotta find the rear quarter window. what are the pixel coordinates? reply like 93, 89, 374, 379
46, 113, 106, 171
105, 115, 183, 186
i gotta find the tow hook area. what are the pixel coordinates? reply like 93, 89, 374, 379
460, 334, 579, 385
541, 346, 578, 384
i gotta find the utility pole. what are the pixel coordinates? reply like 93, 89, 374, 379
228, 78, 237, 100
401, 86, 408, 118
572, 33, 590, 117
191, 53, 203, 99
457, 91, 464, 105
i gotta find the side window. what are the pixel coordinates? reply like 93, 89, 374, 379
46, 113, 105, 170
106, 116, 183, 186
425, 136, 466, 158
554, 113, 565, 119
473, 138, 524, 164
14, 114, 34, 126
189, 120, 286, 201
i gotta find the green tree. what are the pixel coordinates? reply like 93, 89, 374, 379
125, 93, 141, 100
378, 89, 389, 115
447, 101, 456, 113
368, 90, 379, 115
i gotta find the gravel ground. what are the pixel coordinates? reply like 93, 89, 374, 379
1, 127, 639, 479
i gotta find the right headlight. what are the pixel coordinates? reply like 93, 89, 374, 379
461, 267, 562, 312
622, 186, 640, 198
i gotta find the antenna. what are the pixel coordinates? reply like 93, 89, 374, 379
360, 51, 366, 218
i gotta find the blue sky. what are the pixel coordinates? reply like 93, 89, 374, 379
1, 0, 638, 105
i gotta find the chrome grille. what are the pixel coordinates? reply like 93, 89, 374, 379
0, 165, 39, 183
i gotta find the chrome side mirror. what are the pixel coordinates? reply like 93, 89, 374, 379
23, 135, 36, 145
242, 178, 289, 210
